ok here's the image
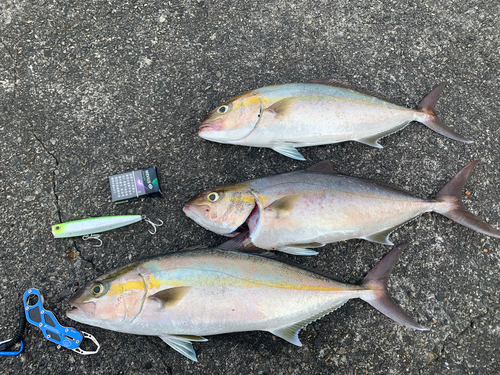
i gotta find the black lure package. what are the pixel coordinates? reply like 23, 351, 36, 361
109, 167, 162, 203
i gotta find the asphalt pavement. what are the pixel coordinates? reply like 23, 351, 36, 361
1, 0, 499, 374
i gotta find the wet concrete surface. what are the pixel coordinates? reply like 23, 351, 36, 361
1, 0, 499, 374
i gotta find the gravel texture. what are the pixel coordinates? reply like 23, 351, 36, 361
1, 0, 499, 374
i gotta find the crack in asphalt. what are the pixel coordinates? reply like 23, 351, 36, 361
30, 129, 63, 225
72, 239, 97, 271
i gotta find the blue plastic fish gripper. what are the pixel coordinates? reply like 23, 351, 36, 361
23, 288, 99, 355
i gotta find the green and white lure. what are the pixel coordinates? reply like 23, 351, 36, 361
52, 215, 163, 246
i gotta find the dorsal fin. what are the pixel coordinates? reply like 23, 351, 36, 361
179, 245, 209, 251
307, 78, 402, 105
306, 161, 339, 174
307, 77, 355, 90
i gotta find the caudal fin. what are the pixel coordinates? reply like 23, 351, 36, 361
434, 161, 500, 238
361, 243, 427, 331
417, 83, 473, 144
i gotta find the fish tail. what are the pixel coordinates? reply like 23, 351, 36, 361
434, 161, 500, 238
360, 243, 428, 331
416, 83, 473, 144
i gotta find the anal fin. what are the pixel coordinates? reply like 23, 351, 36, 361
160, 334, 208, 362
356, 121, 411, 148
362, 225, 402, 245
269, 300, 348, 346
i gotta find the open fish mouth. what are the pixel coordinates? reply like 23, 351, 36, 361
183, 201, 258, 237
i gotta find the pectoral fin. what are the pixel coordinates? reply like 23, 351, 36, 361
270, 301, 348, 346
266, 97, 300, 116
356, 122, 411, 148
150, 287, 192, 309
272, 144, 305, 161
218, 231, 260, 252
266, 195, 301, 218
160, 334, 208, 362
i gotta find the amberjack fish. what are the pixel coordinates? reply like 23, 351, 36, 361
184, 161, 499, 255
198, 80, 472, 160
67, 244, 425, 361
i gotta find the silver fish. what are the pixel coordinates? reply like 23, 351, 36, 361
198, 80, 472, 160
67, 244, 425, 361
184, 161, 500, 256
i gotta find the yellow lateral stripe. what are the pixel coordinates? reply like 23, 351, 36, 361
107, 276, 165, 296
107, 274, 348, 295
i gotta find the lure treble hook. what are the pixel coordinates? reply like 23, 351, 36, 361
142, 215, 163, 235
82, 234, 103, 247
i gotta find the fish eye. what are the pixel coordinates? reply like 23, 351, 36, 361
55, 225, 61, 231
207, 192, 220, 202
217, 105, 229, 114
91, 283, 105, 297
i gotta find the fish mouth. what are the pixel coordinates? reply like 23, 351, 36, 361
183, 204, 209, 217
198, 122, 221, 134
67, 287, 97, 320
183, 202, 254, 237
66, 301, 96, 320
183, 198, 257, 238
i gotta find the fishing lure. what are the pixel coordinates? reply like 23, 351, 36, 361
23, 288, 100, 355
52, 215, 163, 246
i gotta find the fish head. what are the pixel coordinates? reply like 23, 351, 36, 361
183, 183, 256, 236
67, 263, 148, 329
198, 91, 263, 143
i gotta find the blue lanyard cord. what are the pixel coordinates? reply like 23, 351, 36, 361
0, 304, 26, 355
1, 290, 99, 356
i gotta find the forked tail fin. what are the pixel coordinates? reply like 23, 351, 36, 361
360, 243, 428, 331
434, 161, 500, 238
417, 83, 473, 144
